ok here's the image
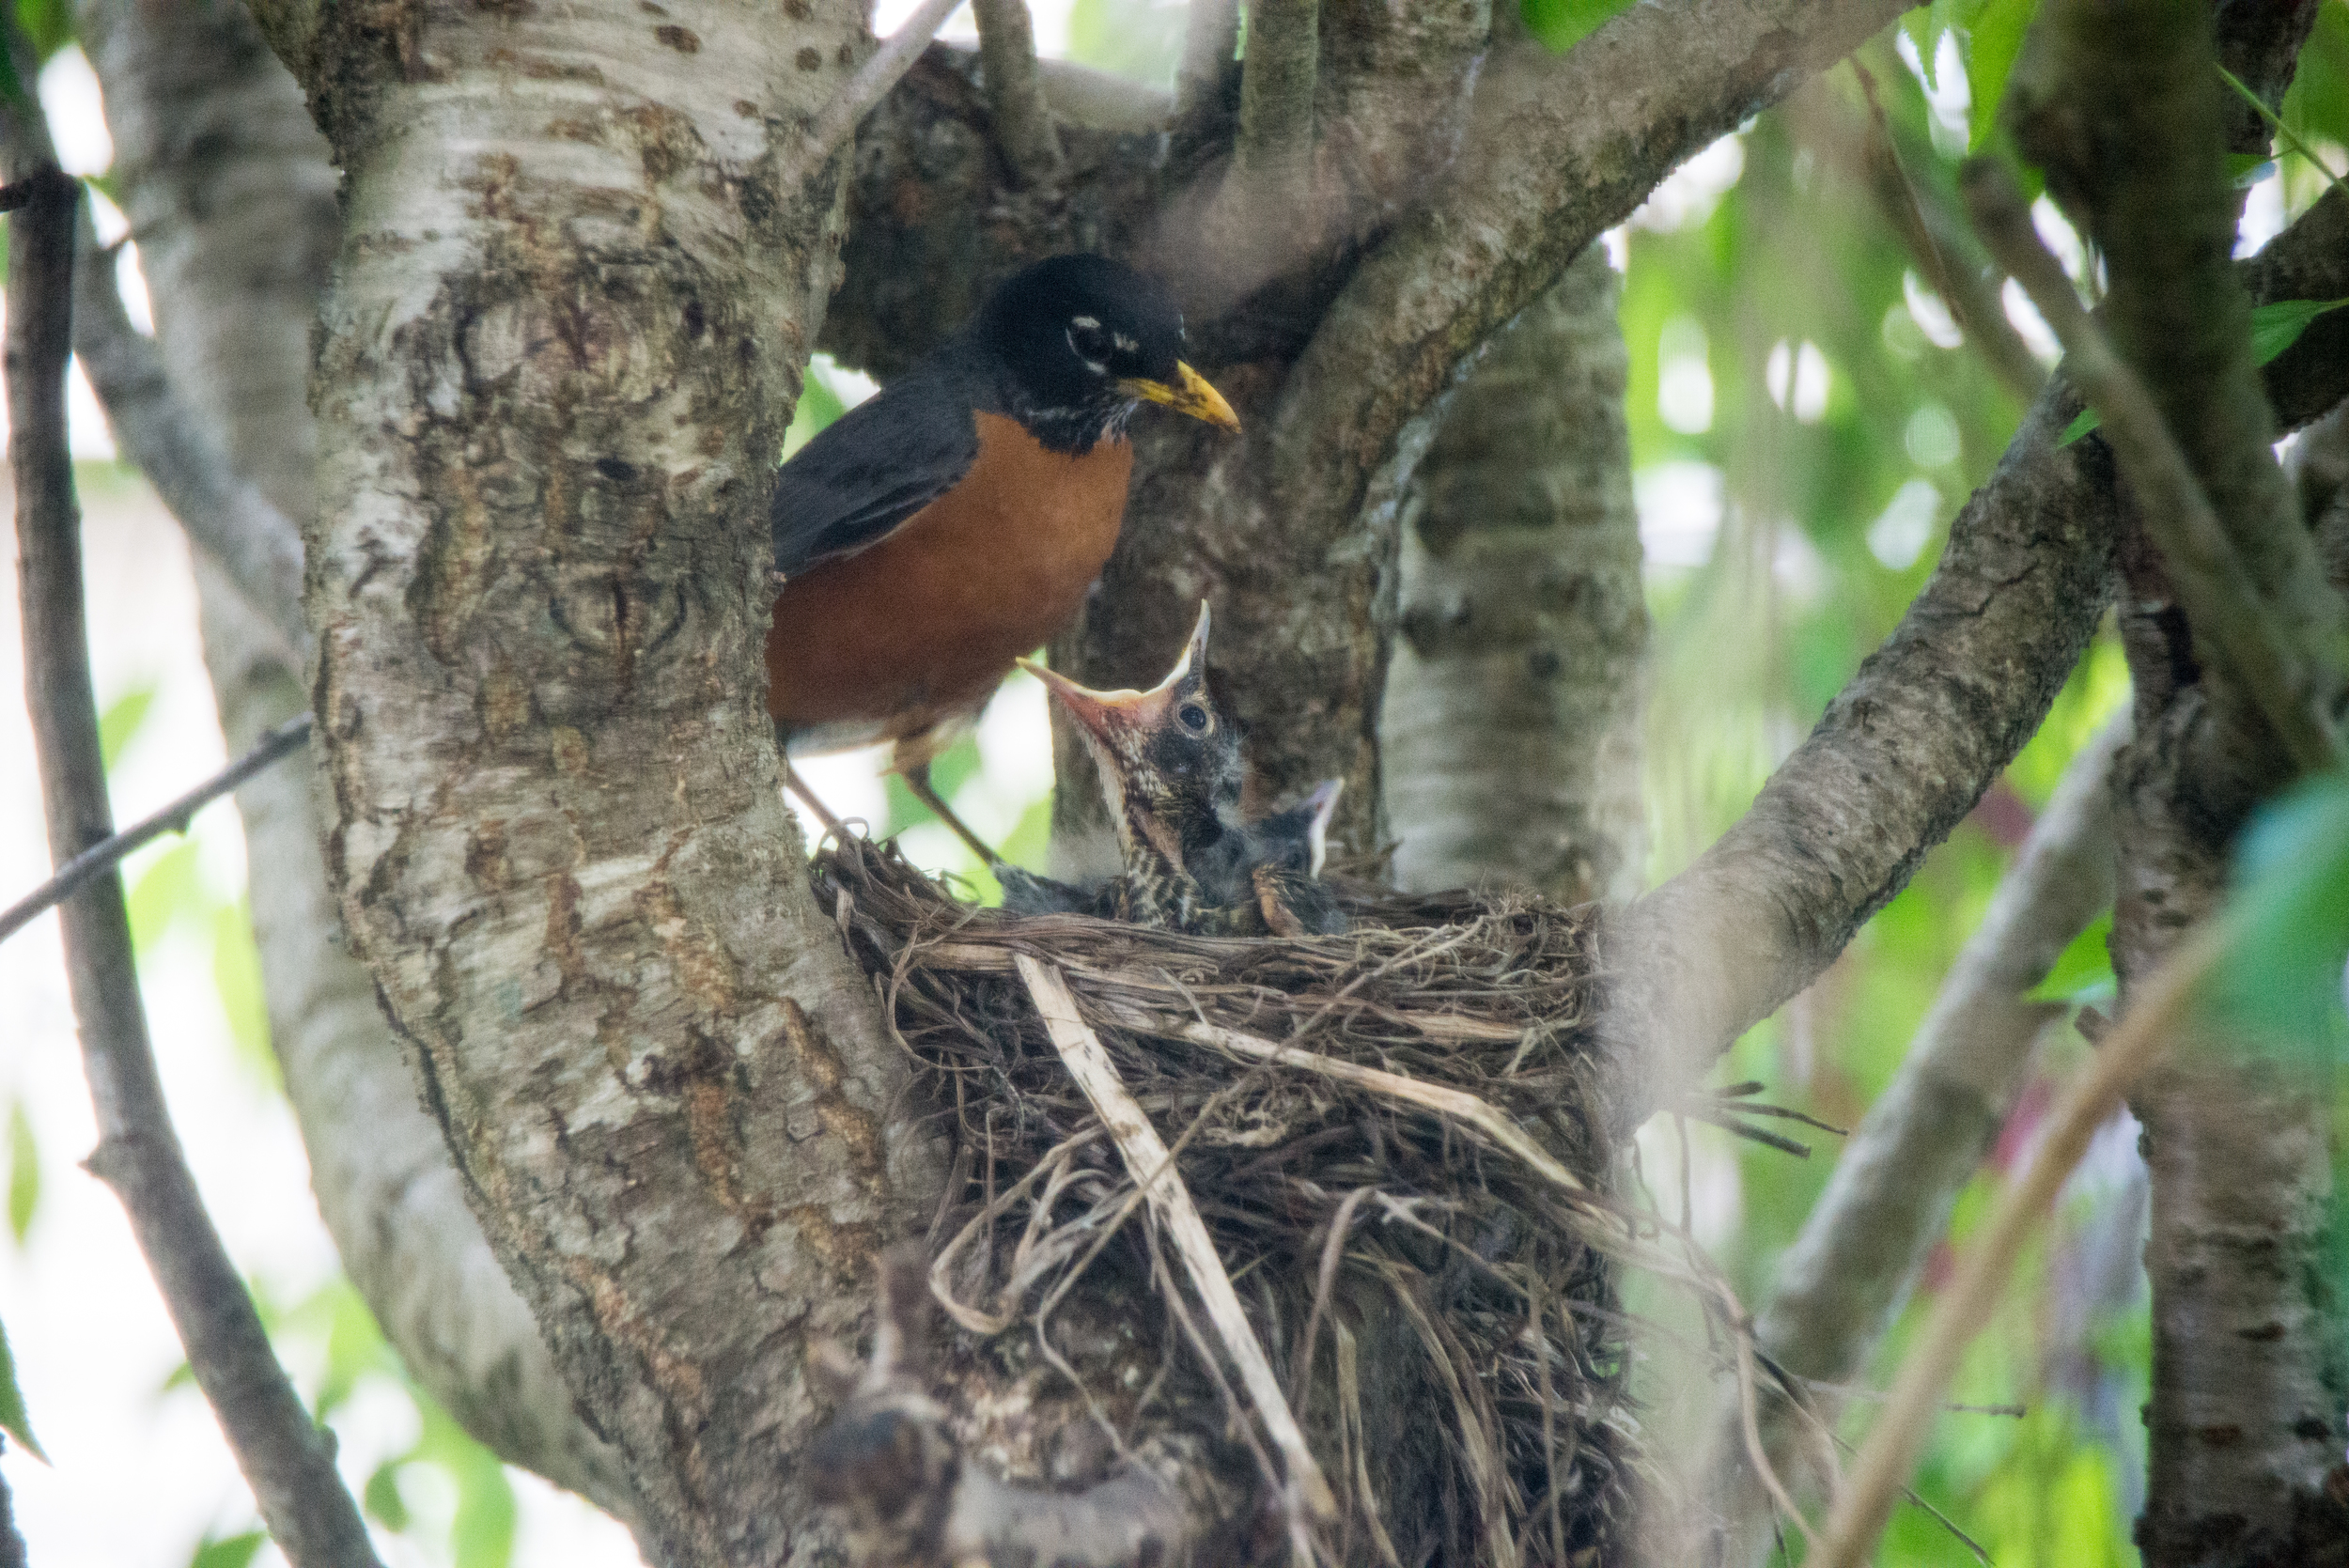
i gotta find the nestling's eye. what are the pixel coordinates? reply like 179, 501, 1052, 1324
1067, 318, 1112, 372
1176, 701, 1212, 736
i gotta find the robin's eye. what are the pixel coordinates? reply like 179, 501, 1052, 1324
1176, 701, 1211, 735
1067, 319, 1112, 372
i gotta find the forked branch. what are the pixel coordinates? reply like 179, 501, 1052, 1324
1964, 159, 2342, 773
973, 0, 1064, 184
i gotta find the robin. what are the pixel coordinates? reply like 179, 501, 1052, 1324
767, 254, 1241, 855
1019, 604, 1346, 936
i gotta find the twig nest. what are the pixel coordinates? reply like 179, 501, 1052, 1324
812, 837, 1641, 1566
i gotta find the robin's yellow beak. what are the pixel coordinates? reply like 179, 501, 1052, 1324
1120, 362, 1241, 432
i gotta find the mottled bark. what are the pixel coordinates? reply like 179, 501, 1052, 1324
73, 0, 638, 1514
1380, 245, 1646, 905
2011, 3, 2349, 1561
285, 3, 946, 1561
1699, 717, 2125, 1565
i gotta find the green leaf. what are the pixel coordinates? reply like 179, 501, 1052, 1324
2248, 295, 2349, 364
2229, 153, 2279, 188
2208, 772, 2349, 1063
187, 1531, 266, 1568
1522, 0, 1634, 52
99, 682, 156, 772
1963, 0, 2038, 152
781, 359, 848, 459
212, 901, 276, 1086
125, 838, 201, 954
7, 1102, 38, 1245
13, 0, 73, 63
2028, 909, 2115, 1003
2059, 298, 2349, 445
364, 1460, 411, 1530
0, 1313, 46, 1462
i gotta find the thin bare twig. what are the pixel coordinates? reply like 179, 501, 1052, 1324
0, 713, 313, 947
785, 0, 965, 191
1963, 159, 2343, 773
8, 165, 382, 1568
972, 0, 1063, 184
69, 213, 308, 664
1812, 922, 2217, 1568
1015, 956, 1338, 1545
1843, 63, 2046, 403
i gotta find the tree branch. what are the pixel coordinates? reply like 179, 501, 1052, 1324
72, 0, 645, 1514
2008, 6, 2349, 1560
7, 163, 381, 1568
1812, 921, 2212, 1568
786, 0, 968, 191
1381, 246, 1647, 904
1600, 188, 2349, 1130
1698, 715, 2125, 1561
68, 216, 309, 664
1965, 160, 2341, 772
0, 714, 312, 946
1177, 0, 1239, 125
1237, 0, 1316, 190
972, 0, 1064, 184
1267, 0, 1911, 532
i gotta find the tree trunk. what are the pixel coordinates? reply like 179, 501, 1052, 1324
259, 3, 949, 1560
73, 0, 641, 1514
1379, 243, 1646, 904
2008, 2, 2349, 1560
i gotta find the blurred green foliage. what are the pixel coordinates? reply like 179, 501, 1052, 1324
91, 673, 524, 1568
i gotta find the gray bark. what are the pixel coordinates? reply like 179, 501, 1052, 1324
283, 2, 948, 1560
73, 0, 638, 1514
2010, 2, 2349, 1560
1380, 244, 1646, 905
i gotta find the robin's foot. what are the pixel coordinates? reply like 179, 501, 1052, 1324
902, 765, 1004, 867
785, 761, 851, 845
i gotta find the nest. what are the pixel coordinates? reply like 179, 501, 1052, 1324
813, 836, 1653, 1566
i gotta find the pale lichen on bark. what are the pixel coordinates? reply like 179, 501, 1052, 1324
1380, 245, 1647, 905
287, 2, 945, 1558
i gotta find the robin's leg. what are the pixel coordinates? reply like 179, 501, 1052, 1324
784, 760, 850, 844
901, 764, 1004, 866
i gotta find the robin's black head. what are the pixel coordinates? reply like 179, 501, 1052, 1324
1021, 603, 1244, 875
969, 256, 1240, 453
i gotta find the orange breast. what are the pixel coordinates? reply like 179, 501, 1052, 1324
767, 411, 1134, 753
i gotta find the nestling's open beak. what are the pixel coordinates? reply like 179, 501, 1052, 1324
1019, 604, 1213, 743
1120, 362, 1241, 432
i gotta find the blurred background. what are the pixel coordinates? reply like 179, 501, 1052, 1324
3, 1, 2346, 1562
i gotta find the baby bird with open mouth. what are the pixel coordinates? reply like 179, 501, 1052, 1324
1019, 605, 1346, 937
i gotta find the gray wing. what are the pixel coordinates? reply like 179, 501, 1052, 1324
771, 366, 980, 578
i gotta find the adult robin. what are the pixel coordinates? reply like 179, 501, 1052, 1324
1019, 604, 1346, 936
767, 254, 1241, 855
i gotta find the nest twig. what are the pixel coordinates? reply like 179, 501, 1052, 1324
814, 836, 1648, 1564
